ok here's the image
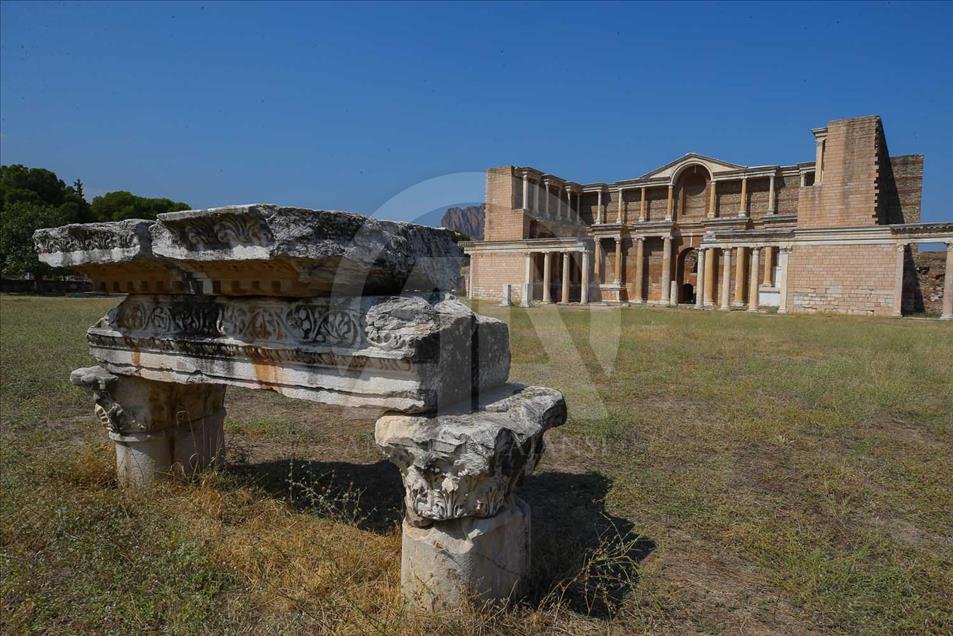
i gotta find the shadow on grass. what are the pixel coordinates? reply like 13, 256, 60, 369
523, 470, 655, 618
229, 458, 405, 532
231, 458, 652, 618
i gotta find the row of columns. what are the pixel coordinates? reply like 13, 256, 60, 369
525, 250, 591, 304
594, 175, 781, 226
521, 172, 580, 224
598, 236, 787, 312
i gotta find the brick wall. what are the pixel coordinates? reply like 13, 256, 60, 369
788, 243, 897, 315
797, 116, 881, 229
775, 174, 801, 216
878, 154, 923, 225
484, 167, 529, 241
468, 251, 525, 301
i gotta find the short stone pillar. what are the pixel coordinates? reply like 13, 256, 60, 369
376, 384, 566, 609
501, 283, 512, 306
70, 366, 226, 487
520, 282, 532, 307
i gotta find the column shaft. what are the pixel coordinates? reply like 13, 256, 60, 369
581, 251, 590, 304
666, 186, 674, 221
639, 187, 646, 222
695, 249, 706, 309
524, 252, 533, 285
942, 243, 953, 320
542, 252, 553, 304
704, 248, 716, 305
614, 238, 622, 285
720, 248, 731, 310
561, 253, 570, 303
734, 247, 747, 305
661, 236, 672, 305
597, 189, 603, 223
778, 248, 790, 314
768, 174, 777, 214
617, 189, 624, 223
762, 246, 774, 286
545, 184, 551, 216
533, 179, 540, 213
893, 244, 906, 317
522, 173, 529, 210
739, 177, 748, 217
748, 247, 761, 311
708, 180, 717, 218
594, 240, 602, 281
634, 238, 645, 304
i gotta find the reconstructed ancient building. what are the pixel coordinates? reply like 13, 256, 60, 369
464, 115, 953, 318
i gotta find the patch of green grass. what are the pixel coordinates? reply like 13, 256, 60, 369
2, 295, 952, 634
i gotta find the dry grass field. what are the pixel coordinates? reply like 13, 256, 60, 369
2, 295, 951, 634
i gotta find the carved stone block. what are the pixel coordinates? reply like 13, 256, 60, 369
35, 204, 464, 297
84, 294, 509, 413
375, 384, 566, 525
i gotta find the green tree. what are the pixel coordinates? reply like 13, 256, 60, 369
90, 191, 190, 221
0, 201, 71, 278
0, 165, 91, 280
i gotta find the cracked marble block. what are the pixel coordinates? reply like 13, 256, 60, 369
375, 384, 566, 607
70, 366, 225, 486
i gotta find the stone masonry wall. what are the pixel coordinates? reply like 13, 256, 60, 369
469, 251, 524, 301
878, 154, 923, 225
485, 167, 528, 241
798, 116, 880, 229
913, 250, 947, 315
788, 243, 897, 315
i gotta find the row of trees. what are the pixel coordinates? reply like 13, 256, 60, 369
0, 164, 190, 279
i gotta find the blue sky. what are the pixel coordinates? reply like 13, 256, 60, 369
1, 1, 951, 223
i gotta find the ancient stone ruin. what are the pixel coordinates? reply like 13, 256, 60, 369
34, 204, 567, 609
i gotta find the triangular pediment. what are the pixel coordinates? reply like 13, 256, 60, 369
639, 153, 745, 180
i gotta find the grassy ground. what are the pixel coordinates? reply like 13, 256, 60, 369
2, 294, 951, 634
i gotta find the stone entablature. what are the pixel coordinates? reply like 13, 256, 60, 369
468, 115, 951, 318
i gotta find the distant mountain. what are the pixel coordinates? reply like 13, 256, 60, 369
440, 204, 484, 240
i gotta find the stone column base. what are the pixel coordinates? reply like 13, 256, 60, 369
109, 409, 225, 487
401, 497, 530, 610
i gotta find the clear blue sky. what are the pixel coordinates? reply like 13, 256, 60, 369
2, 1, 951, 223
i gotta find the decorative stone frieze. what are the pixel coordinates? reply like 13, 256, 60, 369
86, 292, 509, 412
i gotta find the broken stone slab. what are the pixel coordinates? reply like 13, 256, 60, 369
34, 204, 464, 296
375, 384, 566, 525
401, 497, 531, 610
86, 293, 510, 413
71, 365, 226, 486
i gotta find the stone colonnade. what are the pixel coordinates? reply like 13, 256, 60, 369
521, 170, 583, 224
588, 170, 782, 227
589, 234, 791, 312
524, 248, 590, 304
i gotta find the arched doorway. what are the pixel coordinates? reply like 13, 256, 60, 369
677, 248, 698, 305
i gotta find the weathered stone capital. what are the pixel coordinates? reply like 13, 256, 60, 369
375, 384, 566, 526
70, 365, 225, 435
